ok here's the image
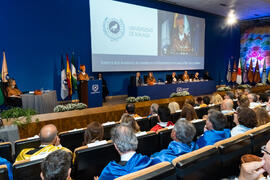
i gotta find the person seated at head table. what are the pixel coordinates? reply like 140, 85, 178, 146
196, 109, 231, 148
171, 72, 178, 83
135, 72, 142, 86
193, 72, 199, 81
203, 71, 212, 80
182, 71, 189, 81
77, 65, 89, 81
151, 119, 198, 162
15, 124, 71, 162
150, 106, 174, 132
120, 113, 140, 133
6, 78, 22, 107
83, 121, 104, 145
146, 72, 156, 85
98, 125, 161, 179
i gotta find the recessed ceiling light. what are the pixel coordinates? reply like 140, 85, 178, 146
226, 10, 237, 25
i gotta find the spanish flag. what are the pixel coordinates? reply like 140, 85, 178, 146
66, 54, 72, 97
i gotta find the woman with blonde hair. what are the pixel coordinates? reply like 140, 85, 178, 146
254, 107, 270, 126
211, 93, 223, 105
120, 113, 140, 133
168, 102, 180, 114
83, 121, 104, 145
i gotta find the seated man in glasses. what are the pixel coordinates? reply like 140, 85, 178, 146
15, 124, 71, 162
239, 140, 270, 180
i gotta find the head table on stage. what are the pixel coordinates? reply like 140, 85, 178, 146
128, 80, 216, 100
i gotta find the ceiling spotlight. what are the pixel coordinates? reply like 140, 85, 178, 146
226, 10, 237, 25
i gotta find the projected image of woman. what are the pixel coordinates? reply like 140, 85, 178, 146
170, 14, 191, 54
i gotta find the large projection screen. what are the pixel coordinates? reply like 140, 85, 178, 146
90, 0, 205, 72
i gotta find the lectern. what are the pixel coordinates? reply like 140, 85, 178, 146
88, 80, 103, 108
78, 80, 89, 106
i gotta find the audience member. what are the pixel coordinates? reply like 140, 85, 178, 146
200, 96, 210, 107
126, 103, 140, 118
221, 99, 235, 115
238, 140, 270, 180
146, 72, 156, 86
15, 124, 71, 162
254, 107, 270, 126
195, 97, 203, 107
40, 150, 72, 180
258, 93, 269, 103
231, 107, 257, 137
185, 97, 195, 107
151, 120, 198, 162
150, 106, 174, 132
224, 91, 235, 100
120, 113, 140, 133
181, 103, 198, 121
238, 95, 250, 108
0, 156, 13, 180
6, 78, 22, 107
244, 88, 251, 96
211, 93, 223, 105
197, 110, 230, 148
248, 93, 260, 108
98, 125, 160, 179
168, 102, 180, 114
83, 122, 104, 145
148, 103, 159, 118
235, 89, 244, 99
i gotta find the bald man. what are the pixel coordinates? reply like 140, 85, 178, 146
221, 99, 235, 115
15, 124, 71, 162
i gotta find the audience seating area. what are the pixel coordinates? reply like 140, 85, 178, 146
0, 165, 9, 180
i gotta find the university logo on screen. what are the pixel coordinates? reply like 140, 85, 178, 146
103, 17, 125, 41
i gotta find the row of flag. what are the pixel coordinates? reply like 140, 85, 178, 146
227, 58, 269, 84
0, 51, 9, 105
61, 52, 80, 100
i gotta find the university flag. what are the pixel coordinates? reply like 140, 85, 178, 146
231, 60, 237, 82
262, 58, 267, 84
1, 51, 9, 82
66, 54, 72, 97
236, 60, 242, 84
226, 60, 231, 82
71, 52, 77, 91
243, 60, 248, 83
61, 55, 68, 100
248, 59, 254, 83
253, 60, 261, 83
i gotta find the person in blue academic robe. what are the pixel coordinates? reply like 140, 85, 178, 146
151, 119, 198, 162
197, 110, 231, 148
99, 153, 160, 180
98, 124, 161, 180
0, 156, 13, 180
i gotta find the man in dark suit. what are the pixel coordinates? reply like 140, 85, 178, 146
130, 72, 142, 87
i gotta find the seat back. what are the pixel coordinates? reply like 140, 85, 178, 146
13, 159, 43, 180
172, 145, 221, 180
171, 112, 181, 124
149, 116, 159, 128
115, 162, 176, 180
59, 128, 85, 152
157, 128, 173, 151
103, 122, 119, 140
195, 107, 208, 119
0, 165, 9, 180
191, 119, 206, 139
137, 132, 159, 156
0, 142, 12, 162
15, 138, 40, 158
248, 124, 270, 156
215, 134, 253, 178
73, 142, 120, 180
136, 117, 151, 131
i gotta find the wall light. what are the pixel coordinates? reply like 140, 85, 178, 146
227, 10, 237, 25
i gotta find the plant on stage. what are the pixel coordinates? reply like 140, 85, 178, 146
53, 103, 87, 112
126, 97, 137, 103
135, 96, 144, 102
170, 91, 190, 98
237, 84, 252, 89
1, 107, 38, 126
142, 96, 150, 101
256, 83, 265, 87
126, 96, 150, 103
217, 86, 232, 91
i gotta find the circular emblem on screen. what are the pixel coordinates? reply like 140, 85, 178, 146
92, 84, 99, 92
103, 17, 125, 41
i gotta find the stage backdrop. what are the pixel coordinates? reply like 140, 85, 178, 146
240, 25, 270, 74
0, 0, 240, 98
